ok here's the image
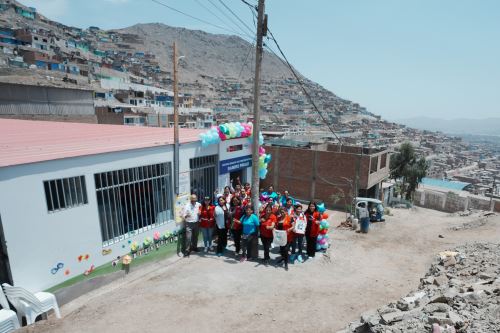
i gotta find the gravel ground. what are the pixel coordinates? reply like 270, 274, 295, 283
22, 207, 500, 333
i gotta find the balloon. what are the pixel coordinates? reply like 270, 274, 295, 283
317, 203, 326, 213
259, 147, 266, 155
264, 154, 271, 164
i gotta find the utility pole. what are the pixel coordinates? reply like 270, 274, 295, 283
173, 42, 179, 195
251, 0, 266, 214
490, 176, 496, 211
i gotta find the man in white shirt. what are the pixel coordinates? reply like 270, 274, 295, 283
183, 194, 201, 257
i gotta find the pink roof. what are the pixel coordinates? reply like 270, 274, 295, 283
0, 119, 205, 168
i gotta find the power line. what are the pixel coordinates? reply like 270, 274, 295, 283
193, 0, 235, 32
239, 0, 343, 145
266, 28, 343, 146
205, 0, 254, 40
151, 0, 248, 39
217, 0, 255, 36
238, 39, 255, 80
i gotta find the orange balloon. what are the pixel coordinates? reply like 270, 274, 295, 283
322, 213, 329, 219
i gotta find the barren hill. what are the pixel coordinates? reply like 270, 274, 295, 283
117, 23, 293, 83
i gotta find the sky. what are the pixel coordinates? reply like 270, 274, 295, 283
19, 0, 500, 120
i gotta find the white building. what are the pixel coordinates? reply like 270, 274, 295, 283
0, 119, 253, 291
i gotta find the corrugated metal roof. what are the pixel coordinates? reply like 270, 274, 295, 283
420, 177, 471, 191
0, 119, 204, 168
0, 82, 95, 116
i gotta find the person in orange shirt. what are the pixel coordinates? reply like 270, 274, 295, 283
259, 205, 276, 266
276, 208, 295, 271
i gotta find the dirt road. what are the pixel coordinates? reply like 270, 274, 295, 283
26, 208, 500, 333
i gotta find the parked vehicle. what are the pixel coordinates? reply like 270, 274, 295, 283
355, 197, 385, 222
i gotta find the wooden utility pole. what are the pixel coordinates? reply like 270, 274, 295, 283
251, 0, 266, 214
173, 42, 179, 195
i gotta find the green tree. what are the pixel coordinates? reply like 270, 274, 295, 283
390, 142, 428, 199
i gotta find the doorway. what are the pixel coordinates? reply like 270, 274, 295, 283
230, 169, 246, 188
0, 215, 12, 285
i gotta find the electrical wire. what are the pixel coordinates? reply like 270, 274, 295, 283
217, 0, 255, 36
238, 39, 255, 80
266, 28, 343, 145
151, 0, 249, 39
205, 0, 254, 40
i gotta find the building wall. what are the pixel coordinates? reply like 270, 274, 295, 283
217, 138, 253, 189
414, 188, 500, 213
0, 83, 95, 117
263, 145, 390, 208
95, 107, 123, 125
0, 141, 217, 291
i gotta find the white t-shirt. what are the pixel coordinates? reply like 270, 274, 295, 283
183, 202, 201, 223
214, 205, 226, 229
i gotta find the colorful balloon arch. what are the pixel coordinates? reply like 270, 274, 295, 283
199, 122, 271, 179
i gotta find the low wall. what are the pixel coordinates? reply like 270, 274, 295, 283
414, 189, 500, 213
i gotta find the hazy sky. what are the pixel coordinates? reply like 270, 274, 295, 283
20, 0, 500, 120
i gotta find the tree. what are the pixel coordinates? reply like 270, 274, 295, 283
390, 142, 428, 200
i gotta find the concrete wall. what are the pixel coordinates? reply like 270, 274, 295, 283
0, 141, 218, 291
414, 188, 500, 213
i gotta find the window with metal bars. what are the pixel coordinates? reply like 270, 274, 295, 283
94, 163, 174, 246
189, 155, 218, 201
43, 176, 88, 212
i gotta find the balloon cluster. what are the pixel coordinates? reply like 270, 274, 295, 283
258, 146, 271, 179
199, 122, 269, 179
200, 122, 255, 147
316, 203, 330, 251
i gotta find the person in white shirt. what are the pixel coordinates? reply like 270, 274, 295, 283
183, 194, 201, 257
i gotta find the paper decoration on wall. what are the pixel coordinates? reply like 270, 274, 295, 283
102, 249, 112, 256
83, 264, 95, 276
78, 254, 90, 262
50, 262, 64, 275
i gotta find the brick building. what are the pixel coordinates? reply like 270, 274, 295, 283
262, 143, 391, 210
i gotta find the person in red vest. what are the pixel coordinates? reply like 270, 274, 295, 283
230, 196, 244, 256
259, 204, 276, 266
199, 196, 215, 253
304, 201, 321, 259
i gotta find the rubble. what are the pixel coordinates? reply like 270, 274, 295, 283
339, 243, 500, 332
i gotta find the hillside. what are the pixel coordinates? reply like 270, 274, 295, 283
0, 1, 368, 115
117, 23, 293, 83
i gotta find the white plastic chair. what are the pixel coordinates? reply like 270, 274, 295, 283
0, 287, 20, 333
2, 284, 61, 325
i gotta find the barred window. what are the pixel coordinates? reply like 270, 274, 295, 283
190, 155, 217, 201
94, 163, 173, 246
43, 176, 88, 212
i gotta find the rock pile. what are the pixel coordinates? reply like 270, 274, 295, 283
339, 243, 500, 332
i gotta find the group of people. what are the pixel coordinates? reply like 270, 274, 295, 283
182, 184, 326, 271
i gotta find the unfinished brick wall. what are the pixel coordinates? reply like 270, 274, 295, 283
262, 145, 375, 209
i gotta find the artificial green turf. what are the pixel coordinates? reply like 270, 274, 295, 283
46, 241, 180, 293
